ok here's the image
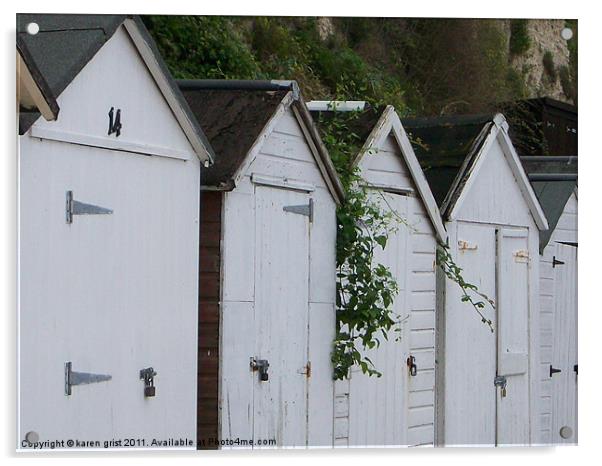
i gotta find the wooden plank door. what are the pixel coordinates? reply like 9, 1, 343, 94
19, 141, 199, 445
550, 242, 578, 444
445, 223, 497, 445
347, 191, 409, 446
495, 228, 530, 445
252, 185, 311, 447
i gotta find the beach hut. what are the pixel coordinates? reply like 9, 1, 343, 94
309, 103, 446, 447
523, 160, 578, 445
18, 14, 214, 448
510, 97, 578, 445
179, 80, 344, 448
403, 113, 548, 446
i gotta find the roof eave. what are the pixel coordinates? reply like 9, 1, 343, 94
292, 96, 346, 205
356, 106, 447, 242
122, 17, 215, 165
16, 36, 59, 121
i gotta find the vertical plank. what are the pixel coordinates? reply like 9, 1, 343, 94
496, 228, 530, 445
252, 186, 309, 447
444, 222, 497, 446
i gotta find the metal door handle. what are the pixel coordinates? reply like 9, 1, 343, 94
250, 357, 269, 381
406, 355, 417, 376
550, 365, 562, 377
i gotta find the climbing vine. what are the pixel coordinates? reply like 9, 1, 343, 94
318, 109, 403, 380
321, 107, 497, 381
436, 241, 495, 332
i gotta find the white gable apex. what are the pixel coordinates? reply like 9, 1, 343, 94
29, 25, 197, 161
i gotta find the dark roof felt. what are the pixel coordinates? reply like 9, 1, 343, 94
521, 158, 577, 251
401, 114, 493, 209
17, 34, 60, 119
180, 88, 289, 187
309, 106, 385, 147
17, 14, 124, 134
16, 14, 215, 161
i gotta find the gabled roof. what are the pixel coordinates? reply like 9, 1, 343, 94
180, 87, 288, 188
520, 157, 578, 251
401, 114, 493, 208
180, 80, 345, 204
16, 14, 214, 163
17, 34, 59, 121
403, 113, 548, 231
309, 105, 447, 241
362, 107, 447, 241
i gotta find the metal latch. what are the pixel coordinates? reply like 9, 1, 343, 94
513, 250, 530, 263
283, 198, 313, 222
250, 357, 269, 381
65, 361, 112, 395
66, 191, 113, 224
140, 367, 157, 397
494, 375, 507, 398
407, 355, 418, 376
552, 256, 565, 268
297, 361, 311, 378
458, 240, 477, 251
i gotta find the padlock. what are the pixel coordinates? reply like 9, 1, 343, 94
140, 367, 157, 398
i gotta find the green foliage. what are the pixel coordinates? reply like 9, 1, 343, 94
319, 110, 401, 380
509, 19, 531, 56
386, 18, 529, 115
142, 16, 260, 79
543, 50, 557, 82
436, 242, 495, 332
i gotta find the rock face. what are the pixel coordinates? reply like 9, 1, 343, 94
508, 19, 574, 103
316, 17, 335, 40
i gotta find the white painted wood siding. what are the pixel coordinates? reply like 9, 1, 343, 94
29, 26, 197, 160
220, 108, 336, 447
334, 134, 438, 447
18, 137, 201, 445
18, 26, 201, 447
441, 136, 542, 445
537, 192, 577, 444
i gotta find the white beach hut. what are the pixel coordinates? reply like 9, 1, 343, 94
404, 113, 548, 446
521, 157, 578, 445
180, 80, 344, 448
18, 14, 214, 448
309, 103, 446, 447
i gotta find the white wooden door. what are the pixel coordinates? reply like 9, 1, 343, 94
348, 191, 409, 446
19, 139, 199, 447
550, 242, 578, 444
446, 223, 497, 445
495, 228, 530, 445
252, 185, 310, 447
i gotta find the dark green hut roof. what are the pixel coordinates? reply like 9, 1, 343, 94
401, 114, 494, 209
520, 157, 577, 251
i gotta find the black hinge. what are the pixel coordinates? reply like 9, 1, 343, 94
552, 256, 565, 268
574, 364, 578, 375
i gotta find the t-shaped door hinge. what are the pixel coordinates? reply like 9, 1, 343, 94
283, 198, 313, 222
66, 191, 113, 224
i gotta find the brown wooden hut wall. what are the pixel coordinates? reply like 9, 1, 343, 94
197, 191, 222, 449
